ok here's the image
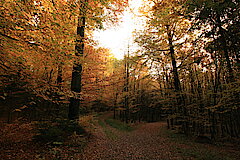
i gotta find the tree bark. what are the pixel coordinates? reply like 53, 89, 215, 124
166, 25, 181, 92
216, 16, 234, 83
68, 4, 86, 120
124, 48, 130, 123
57, 62, 63, 87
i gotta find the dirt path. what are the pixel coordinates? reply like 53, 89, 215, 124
80, 113, 240, 160
81, 122, 175, 159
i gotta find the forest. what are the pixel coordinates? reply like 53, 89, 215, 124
1, 0, 240, 159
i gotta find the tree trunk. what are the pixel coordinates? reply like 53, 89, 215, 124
166, 25, 181, 92
124, 48, 130, 123
166, 25, 183, 132
68, 4, 86, 120
216, 15, 234, 83
113, 93, 118, 119
57, 63, 63, 87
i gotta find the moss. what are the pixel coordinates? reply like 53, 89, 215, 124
105, 118, 133, 132
98, 119, 117, 140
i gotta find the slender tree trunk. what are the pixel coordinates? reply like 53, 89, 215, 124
166, 25, 184, 131
166, 25, 181, 92
68, 4, 86, 120
124, 47, 130, 123
216, 16, 234, 83
113, 93, 118, 119
57, 62, 63, 87
48, 69, 54, 84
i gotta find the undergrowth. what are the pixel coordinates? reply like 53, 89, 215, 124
163, 129, 233, 160
34, 119, 86, 144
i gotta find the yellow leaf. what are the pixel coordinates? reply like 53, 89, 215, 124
15, 26, 24, 31
14, 109, 21, 112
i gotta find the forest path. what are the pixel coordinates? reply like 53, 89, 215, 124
81, 113, 175, 160
80, 112, 240, 160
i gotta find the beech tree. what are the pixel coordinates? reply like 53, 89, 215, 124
68, 0, 129, 120
68, 0, 86, 120
134, 0, 194, 124
132, 0, 240, 138
1, 0, 129, 121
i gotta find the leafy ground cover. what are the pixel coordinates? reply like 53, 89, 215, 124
81, 112, 240, 160
163, 129, 239, 160
0, 117, 90, 160
1, 112, 240, 160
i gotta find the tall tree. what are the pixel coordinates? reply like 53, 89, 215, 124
68, 0, 87, 120
68, 0, 129, 120
124, 45, 130, 123
186, 0, 240, 82
135, 0, 193, 107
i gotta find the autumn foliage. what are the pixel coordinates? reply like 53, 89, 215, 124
0, 0, 240, 159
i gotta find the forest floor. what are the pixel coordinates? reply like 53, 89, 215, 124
80, 112, 240, 160
0, 112, 240, 160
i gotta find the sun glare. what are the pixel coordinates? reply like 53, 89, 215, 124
93, 0, 144, 59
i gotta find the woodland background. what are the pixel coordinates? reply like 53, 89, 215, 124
1, 0, 240, 155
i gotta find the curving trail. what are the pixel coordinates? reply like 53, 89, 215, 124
79, 113, 240, 160
1, 113, 239, 160
80, 113, 185, 160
